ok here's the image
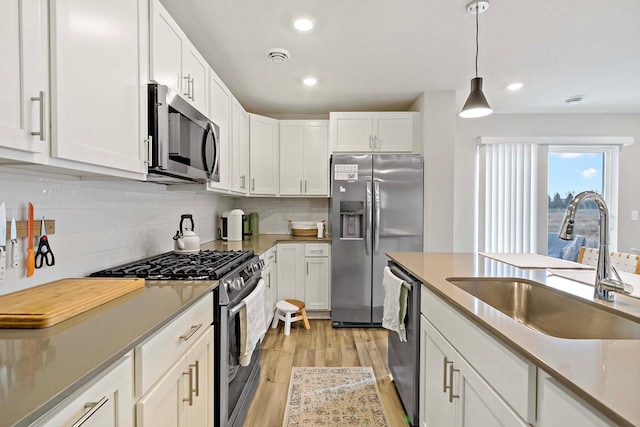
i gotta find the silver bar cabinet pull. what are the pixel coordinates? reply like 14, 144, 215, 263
183, 75, 190, 97
179, 323, 202, 341
442, 357, 449, 393
30, 91, 46, 141
448, 364, 460, 402
71, 396, 108, 427
183, 368, 194, 406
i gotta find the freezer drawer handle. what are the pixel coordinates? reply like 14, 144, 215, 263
71, 396, 108, 427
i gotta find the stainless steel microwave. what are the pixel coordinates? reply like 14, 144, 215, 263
146, 84, 220, 184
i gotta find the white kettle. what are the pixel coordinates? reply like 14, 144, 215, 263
173, 214, 201, 253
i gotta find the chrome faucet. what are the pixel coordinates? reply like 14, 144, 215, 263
559, 191, 633, 301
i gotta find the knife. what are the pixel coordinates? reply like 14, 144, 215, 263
0, 202, 5, 282
10, 213, 18, 268
26, 203, 35, 277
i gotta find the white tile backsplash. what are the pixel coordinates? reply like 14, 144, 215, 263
234, 197, 330, 234
0, 171, 233, 296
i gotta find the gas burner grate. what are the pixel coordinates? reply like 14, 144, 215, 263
90, 250, 253, 280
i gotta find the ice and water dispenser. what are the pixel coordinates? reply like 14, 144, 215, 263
339, 201, 364, 239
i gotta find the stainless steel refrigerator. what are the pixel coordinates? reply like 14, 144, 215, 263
331, 153, 424, 327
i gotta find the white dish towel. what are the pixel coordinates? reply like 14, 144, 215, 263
239, 278, 266, 366
382, 266, 408, 342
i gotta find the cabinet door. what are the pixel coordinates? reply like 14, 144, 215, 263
34, 354, 133, 427
304, 257, 330, 310
185, 327, 214, 426
372, 113, 414, 152
420, 316, 456, 427
262, 261, 275, 324
330, 112, 373, 152
231, 99, 249, 194
249, 114, 279, 195
209, 71, 231, 191
150, 0, 182, 94
276, 244, 304, 301
183, 45, 208, 114
279, 121, 304, 195
137, 353, 187, 427
0, 0, 47, 154
303, 121, 329, 196
50, 0, 144, 173
537, 370, 613, 427
456, 355, 528, 427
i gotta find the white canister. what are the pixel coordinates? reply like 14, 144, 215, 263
316, 222, 324, 238
228, 209, 245, 241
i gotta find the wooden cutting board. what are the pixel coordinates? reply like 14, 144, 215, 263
0, 278, 145, 328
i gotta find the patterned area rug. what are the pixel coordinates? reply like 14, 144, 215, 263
282, 367, 391, 427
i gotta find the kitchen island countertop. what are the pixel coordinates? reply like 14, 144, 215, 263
387, 252, 640, 427
0, 280, 217, 427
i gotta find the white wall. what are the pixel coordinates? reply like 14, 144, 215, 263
233, 197, 329, 234
0, 170, 233, 296
411, 91, 457, 251
454, 113, 640, 252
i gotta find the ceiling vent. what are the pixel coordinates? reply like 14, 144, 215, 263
266, 48, 291, 64
564, 95, 585, 104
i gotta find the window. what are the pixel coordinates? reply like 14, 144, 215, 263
476, 138, 623, 255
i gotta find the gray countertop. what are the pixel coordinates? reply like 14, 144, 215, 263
0, 280, 217, 427
387, 252, 640, 427
0, 235, 329, 427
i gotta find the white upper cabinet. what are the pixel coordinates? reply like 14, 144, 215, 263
0, 0, 48, 155
279, 120, 329, 196
330, 112, 417, 153
231, 99, 250, 194
249, 114, 279, 195
150, 0, 207, 115
207, 70, 231, 191
49, 0, 145, 174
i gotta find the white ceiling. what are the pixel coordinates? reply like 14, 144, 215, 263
160, 0, 640, 115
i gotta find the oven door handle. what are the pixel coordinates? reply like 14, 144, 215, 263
227, 300, 246, 318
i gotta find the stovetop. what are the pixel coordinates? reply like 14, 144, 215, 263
90, 250, 254, 280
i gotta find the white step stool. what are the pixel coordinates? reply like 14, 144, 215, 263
271, 299, 310, 336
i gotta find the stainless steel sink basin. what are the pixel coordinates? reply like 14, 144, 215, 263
446, 278, 640, 339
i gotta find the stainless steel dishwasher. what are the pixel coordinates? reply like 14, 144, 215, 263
387, 261, 421, 427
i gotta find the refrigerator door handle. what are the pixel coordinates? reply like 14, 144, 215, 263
374, 181, 380, 255
366, 181, 372, 255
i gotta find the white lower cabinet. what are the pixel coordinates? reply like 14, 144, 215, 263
261, 246, 277, 325
33, 353, 134, 427
136, 325, 213, 427
276, 243, 330, 312
420, 287, 535, 427
276, 244, 305, 302
537, 370, 615, 427
420, 317, 527, 427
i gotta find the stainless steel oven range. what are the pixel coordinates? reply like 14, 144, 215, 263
90, 249, 264, 427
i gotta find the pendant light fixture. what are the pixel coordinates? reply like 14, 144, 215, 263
460, 0, 493, 118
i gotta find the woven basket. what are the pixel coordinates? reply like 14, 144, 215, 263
291, 228, 318, 237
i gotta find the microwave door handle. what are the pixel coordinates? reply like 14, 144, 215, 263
212, 125, 220, 177
201, 123, 216, 177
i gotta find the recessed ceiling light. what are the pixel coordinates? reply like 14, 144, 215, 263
293, 17, 315, 32
303, 77, 317, 86
507, 82, 523, 91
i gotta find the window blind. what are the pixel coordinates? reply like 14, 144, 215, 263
477, 143, 545, 253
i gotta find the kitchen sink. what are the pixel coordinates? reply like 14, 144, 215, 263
446, 278, 640, 340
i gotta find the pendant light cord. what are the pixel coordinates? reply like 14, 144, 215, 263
475, 2, 479, 78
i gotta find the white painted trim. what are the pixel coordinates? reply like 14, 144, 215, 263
476, 136, 633, 147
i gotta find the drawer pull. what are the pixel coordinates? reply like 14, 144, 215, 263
180, 323, 203, 342
71, 396, 108, 427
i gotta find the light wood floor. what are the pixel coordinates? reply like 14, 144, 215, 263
243, 319, 409, 427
